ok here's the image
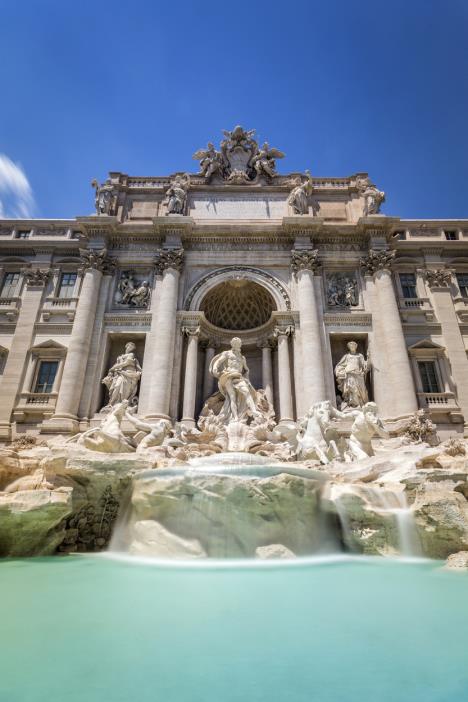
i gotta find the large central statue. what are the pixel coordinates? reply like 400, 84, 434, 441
209, 337, 259, 423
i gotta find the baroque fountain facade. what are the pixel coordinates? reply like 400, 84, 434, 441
0, 126, 468, 561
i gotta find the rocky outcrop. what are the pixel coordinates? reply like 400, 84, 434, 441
444, 551, 468, 570
255, 544, 296, 559
0, 437, 468, 560
0, 488, 72, 556
122, 470, 327, 558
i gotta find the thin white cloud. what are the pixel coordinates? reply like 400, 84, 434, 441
0, 154, 35, 218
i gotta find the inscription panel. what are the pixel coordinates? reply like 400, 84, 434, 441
189, 192, 286, 219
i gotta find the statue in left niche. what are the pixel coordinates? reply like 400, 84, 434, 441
164, 173, 190, 215
91, 178, 117, 216
101, 342, 142, 411
117, 272, 150, 308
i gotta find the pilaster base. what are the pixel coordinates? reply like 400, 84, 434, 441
0, 422, 12, 441
41, 414, 80, 435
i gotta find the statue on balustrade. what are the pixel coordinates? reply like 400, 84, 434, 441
91, 178, 117, 216
209, 337, 260, 423
335, 341, 370, 409
357, 176, 385, 216
102, 342, 142, 410
287, 170, 313, 215
164, 173, 190, 215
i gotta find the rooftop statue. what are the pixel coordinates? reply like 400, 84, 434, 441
357, 176, 385, 216
287, 170, 313, 215
164, 173, 190, 215
193, 126, 285, 183
91, 178, 117, 216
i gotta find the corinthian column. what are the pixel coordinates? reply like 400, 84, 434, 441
202, 341, 217, 401
0, 269, 51, 440
146, 248, 184, 420
258, 339, 274, 405
44, 249, 114, 433
361, 249, 417, 418
181, 326, 200, 427
274, 326, 294, 421
291, 249, 327, 410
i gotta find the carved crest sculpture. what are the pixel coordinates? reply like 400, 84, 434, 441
193, 126, 285, 183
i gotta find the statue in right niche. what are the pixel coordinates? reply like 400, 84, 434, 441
334, 340, 370, 409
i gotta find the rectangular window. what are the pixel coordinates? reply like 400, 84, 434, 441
34, 361, 58, 393
1, 272, 20, 298
16, 230, 31, 239
58, 272, 77, 298
445, 231, 458, 241
0, 352, 7, 374
418, 361, 440, 393
457, 274, 468, 298
399, 273, 417, 298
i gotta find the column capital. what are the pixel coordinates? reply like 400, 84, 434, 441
154, 248, 184, 275
424, 268, 452, 288
291, 248, 320, 277
21, 268, 51, 287
181, 325, 201, 338
78, 247, 115, 275
360, 249, 395, 276
274, 324, 295, 338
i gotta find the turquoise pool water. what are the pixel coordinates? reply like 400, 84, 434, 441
0, 555, 467, 702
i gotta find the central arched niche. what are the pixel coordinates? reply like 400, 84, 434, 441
200, 279, 276, 331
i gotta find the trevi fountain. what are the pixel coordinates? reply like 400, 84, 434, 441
1, 127, 468, 701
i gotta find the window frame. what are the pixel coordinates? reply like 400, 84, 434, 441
399, 272, 418, 299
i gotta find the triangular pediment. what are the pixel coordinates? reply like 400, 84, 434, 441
409, 339, 445, 351
30, 339, 67, 353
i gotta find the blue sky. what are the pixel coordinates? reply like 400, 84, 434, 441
0, 0, 467, 220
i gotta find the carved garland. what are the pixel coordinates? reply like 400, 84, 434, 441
184, 266, 291, 311
22, 269, 51, 287
424, 269, 452, 288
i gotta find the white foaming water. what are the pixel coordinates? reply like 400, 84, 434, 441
330, 482, 421, 557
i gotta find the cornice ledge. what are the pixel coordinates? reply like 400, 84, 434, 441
152, 216, 195, 235
281, 216, 325, 233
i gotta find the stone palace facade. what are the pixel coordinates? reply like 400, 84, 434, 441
0, 125, 467, 442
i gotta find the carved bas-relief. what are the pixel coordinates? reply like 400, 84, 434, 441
327, 274, 358, 308
101, 342, 142, 411
335, 341, 370, 410
115, 271, 151, 308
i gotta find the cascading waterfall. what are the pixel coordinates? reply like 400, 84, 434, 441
328, 482, 421, 557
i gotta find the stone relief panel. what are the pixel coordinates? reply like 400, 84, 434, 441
114, 270, 151, 308
325, 272, 359, 308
